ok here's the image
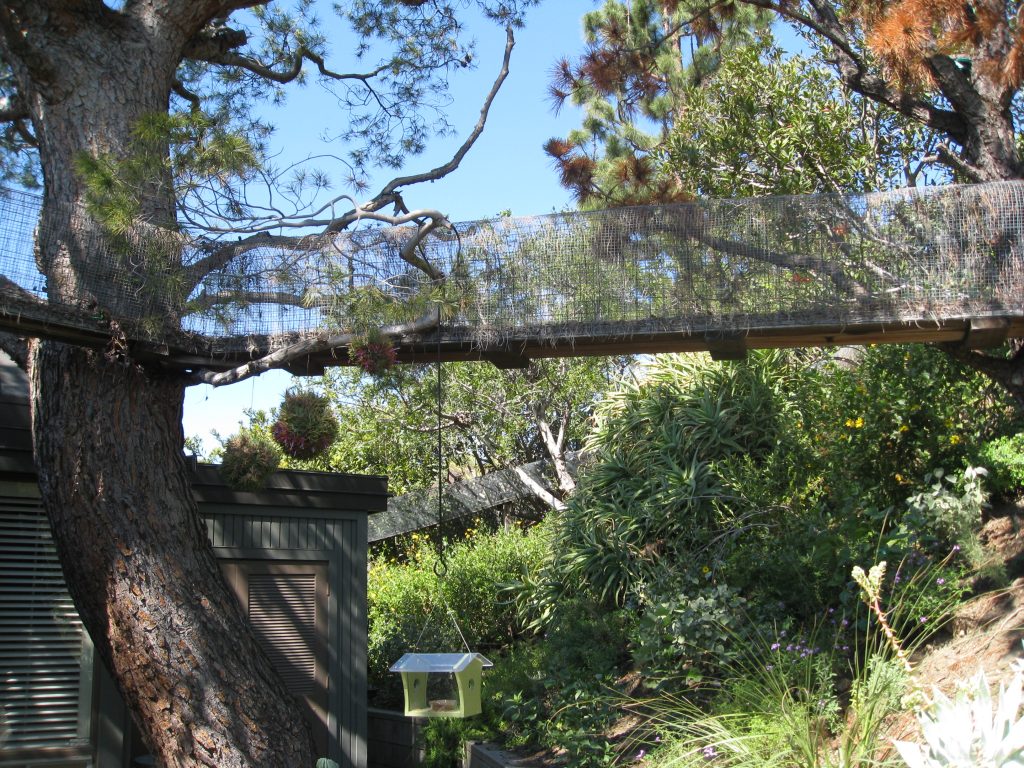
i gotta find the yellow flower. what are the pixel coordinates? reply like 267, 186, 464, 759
701, 565, 711, 574
899, 424, 909, 433
949, 435, 961, 445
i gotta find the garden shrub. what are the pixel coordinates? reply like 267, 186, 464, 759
367, 526, 547, 705
532, 351, 811, 620
631, 574, 748, 685
807, 343, 1017, 511
977, 433, 1024, 500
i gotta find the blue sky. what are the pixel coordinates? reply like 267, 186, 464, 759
182, 1, 596, 449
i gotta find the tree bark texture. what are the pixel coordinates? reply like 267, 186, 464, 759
1, 3, 317, 765
31, 343, 314, 767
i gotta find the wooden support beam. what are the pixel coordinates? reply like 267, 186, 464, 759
707, 334, 747, 361
483, 350, 532, 369
962, 317, 1010, 349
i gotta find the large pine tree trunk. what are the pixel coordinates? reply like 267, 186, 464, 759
30, 343, 314, 767
4, 5, 316, 765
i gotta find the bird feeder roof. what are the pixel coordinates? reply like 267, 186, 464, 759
389, 652, 493, 674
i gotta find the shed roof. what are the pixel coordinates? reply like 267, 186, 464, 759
0, 352, 387, 510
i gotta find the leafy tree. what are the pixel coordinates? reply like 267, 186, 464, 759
543, 0, 770, 206
0, 2, 535, 765
722, 0, 1024, 399
546, 0, 1024, 408
308, 356, 626, 500
662, 40, 934, 196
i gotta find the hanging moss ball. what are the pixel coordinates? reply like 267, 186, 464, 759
271, 389, 339, 460
220, 431, 282, 491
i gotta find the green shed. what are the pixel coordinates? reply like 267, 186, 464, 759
0, 357, 386, 768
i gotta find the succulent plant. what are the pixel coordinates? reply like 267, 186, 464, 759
893, 657, 1024, 768
349, 330, 398, 375
271, 389, 339, 460
220, 431, 282, 491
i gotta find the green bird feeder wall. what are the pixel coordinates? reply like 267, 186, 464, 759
389, 652, 492, 718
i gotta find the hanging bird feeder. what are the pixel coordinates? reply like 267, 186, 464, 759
390, 652, 493, 718
390, 321, 493, 719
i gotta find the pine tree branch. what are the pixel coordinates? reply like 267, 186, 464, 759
184, 207, 449, 290
365, 26, 516, 212
171, 79, 202, 112
183, 26, 514, 285
187, 306, 440, 387
691, 231, 872, 298
184, 289, 309, 315
738, 0, 967, 143
188, 43, 396, 85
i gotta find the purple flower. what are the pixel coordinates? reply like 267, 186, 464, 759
936, 577, 946, 585
771, 642, 781, 651
952, 544, 961, 553
702, 745, 718, 761
919, 616, 928, 623
636, 749, 646, 761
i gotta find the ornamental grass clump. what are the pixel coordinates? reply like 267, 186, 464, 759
271, 389, 339, 460
220, 430, 282, 491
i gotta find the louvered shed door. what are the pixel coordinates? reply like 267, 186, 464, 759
0, 495, 88, 755
222, 562, 329, 756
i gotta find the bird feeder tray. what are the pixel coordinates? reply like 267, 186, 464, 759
389, 652, 493, 718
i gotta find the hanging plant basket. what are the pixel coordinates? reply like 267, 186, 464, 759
220, 431, 282, 491
349, 330, 398, 376
271, 389, 339, 460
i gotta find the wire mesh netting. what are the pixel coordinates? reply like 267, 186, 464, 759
0, 181, 1022, 362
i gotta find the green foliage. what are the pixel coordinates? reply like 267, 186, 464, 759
317, 357, 623, 495
977, 433, 1024, 500
419, 717, 486, 768
663, 40, 924, 196
219, 429, 282, 491
530, 350, 810, 619
417, 341, 1012, 765
905, 467, 988, 555
807, 344, 1015, 513
631, 575, 748, 685
75, 111, 259, 235
491, 618, 628, 766
546, 0, 770, 205
633, 580, 957, 768
367, 527, 547, 706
